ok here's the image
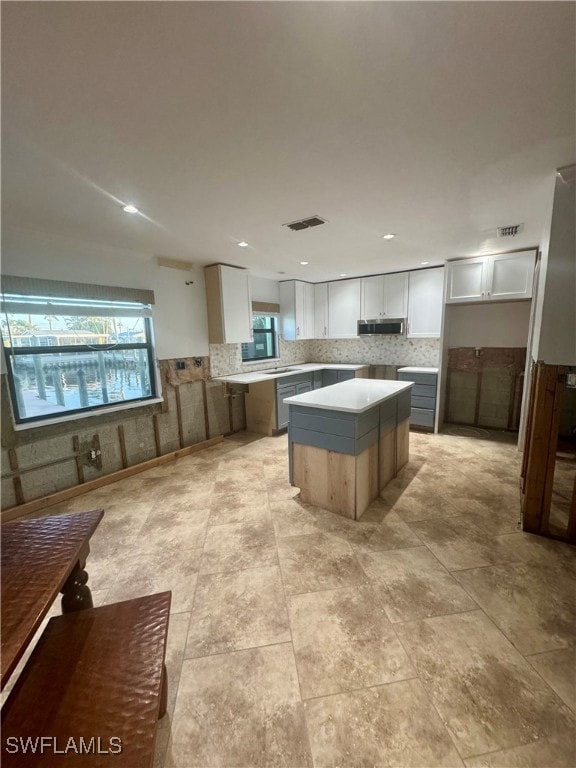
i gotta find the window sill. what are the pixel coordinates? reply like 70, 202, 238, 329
241, 357, 281, 366
13, 397, 164, 431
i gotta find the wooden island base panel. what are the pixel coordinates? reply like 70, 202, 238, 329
286, 379, 412, 520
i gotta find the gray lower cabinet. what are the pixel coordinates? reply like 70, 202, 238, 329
397, 368, 438, 430
276, 375, 313, 430
322, 369, 356, 387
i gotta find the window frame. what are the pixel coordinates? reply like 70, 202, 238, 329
1, 297, 160, 427
241, 314, 278, 363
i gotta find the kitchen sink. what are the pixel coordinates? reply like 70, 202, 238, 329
259, 367, 302, 375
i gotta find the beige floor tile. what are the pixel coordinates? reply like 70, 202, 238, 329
210, 487, 270, 511
207, 501, 271, 527
409, 516, 521, 571
377, 476, 461, 523
454, 563, 576, 655
213, 471, 267, 493
396, 610, 576, 759
185, 565, 290, 657
297, 497, 422, 553
526, 647, 576, 713
107, 547, 202, 614
463, 734, 576, 767
270, 498, 323, 538
200, 519, 277, 574
266, 475, 301, 501
494, 531, 576, 577
165, 643, 312, 768
358, 546, 478, 623
288, 585, 415, 699
137, 518, 208, 554
153, 612, 191, 768
277, 532, 368, 595
304, 678, 464, 767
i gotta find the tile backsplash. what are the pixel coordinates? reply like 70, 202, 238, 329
209, 336, 440, 377
307, 337, 441, 367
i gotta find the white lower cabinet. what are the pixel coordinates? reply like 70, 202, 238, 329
407, 267, 444, 338
328, 279, 361, 338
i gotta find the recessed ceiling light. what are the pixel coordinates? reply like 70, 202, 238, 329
382, 233, 395, 240
123, 204, 139, 214
300, 261, 309, 266
339, 273, 347, 277
421, 261, 430, 265
237, 241, 249, 248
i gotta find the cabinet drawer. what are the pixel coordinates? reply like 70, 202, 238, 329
410, 407, 435, 428
411, 383, 437, 398
411, 395, 437, 410
398, 372, 438, 386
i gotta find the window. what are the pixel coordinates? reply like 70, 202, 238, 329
1, 293, 158, 425
241, 315, 277, 362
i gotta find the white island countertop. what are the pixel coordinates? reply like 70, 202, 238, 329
283, 378, 413, 414
214, 363, 369, 385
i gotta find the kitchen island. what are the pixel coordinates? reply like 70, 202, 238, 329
284, 378, 413, 520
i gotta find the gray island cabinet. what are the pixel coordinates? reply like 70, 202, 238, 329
285, 379, 413, 520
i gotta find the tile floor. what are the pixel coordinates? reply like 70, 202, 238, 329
10, 428, 576, 767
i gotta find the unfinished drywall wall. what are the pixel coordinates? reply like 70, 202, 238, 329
1, 356, 246, 513
444, 347, 526, 429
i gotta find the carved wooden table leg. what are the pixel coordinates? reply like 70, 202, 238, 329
61, 562, 94, 613
159, 663, 168, 718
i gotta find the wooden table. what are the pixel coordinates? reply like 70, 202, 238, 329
1, 509, 104, 690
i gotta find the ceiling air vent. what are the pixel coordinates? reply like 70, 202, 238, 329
497, 223, 524, 238
284, 215, 327, 232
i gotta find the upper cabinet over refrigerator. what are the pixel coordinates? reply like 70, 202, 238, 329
446, 250, 536, 304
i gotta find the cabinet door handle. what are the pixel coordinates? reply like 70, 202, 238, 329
324, 326, 327, 337
296, 326, 300, 337
487, 291, 491, 296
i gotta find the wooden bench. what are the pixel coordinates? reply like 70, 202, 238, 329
1, 591, 171, 768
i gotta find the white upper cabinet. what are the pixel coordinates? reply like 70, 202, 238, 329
446, 251, 535, 303
279, 280, 315, 340
487, 251, 535, 300
361, 273, 408, 318
314, 283, 328, 339
407, 267, 444, 338
384, 272, 408, 317
445, 257, 487, 303
204, 264, 253, 344
328, 279, 361, 338
361, 276, 385, 318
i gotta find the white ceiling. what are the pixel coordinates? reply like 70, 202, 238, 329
2, 1, 575, 282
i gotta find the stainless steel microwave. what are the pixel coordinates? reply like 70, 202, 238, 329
357, 318, 405, 336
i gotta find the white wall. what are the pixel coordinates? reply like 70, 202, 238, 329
250, 276, 280, 304
445, 301, 532, 348
1, 228, 210, 358
533, 174, 576, 364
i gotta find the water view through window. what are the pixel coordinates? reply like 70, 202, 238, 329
1, 295, 157, 423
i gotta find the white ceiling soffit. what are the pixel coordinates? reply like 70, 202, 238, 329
1, 2, 575, 282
